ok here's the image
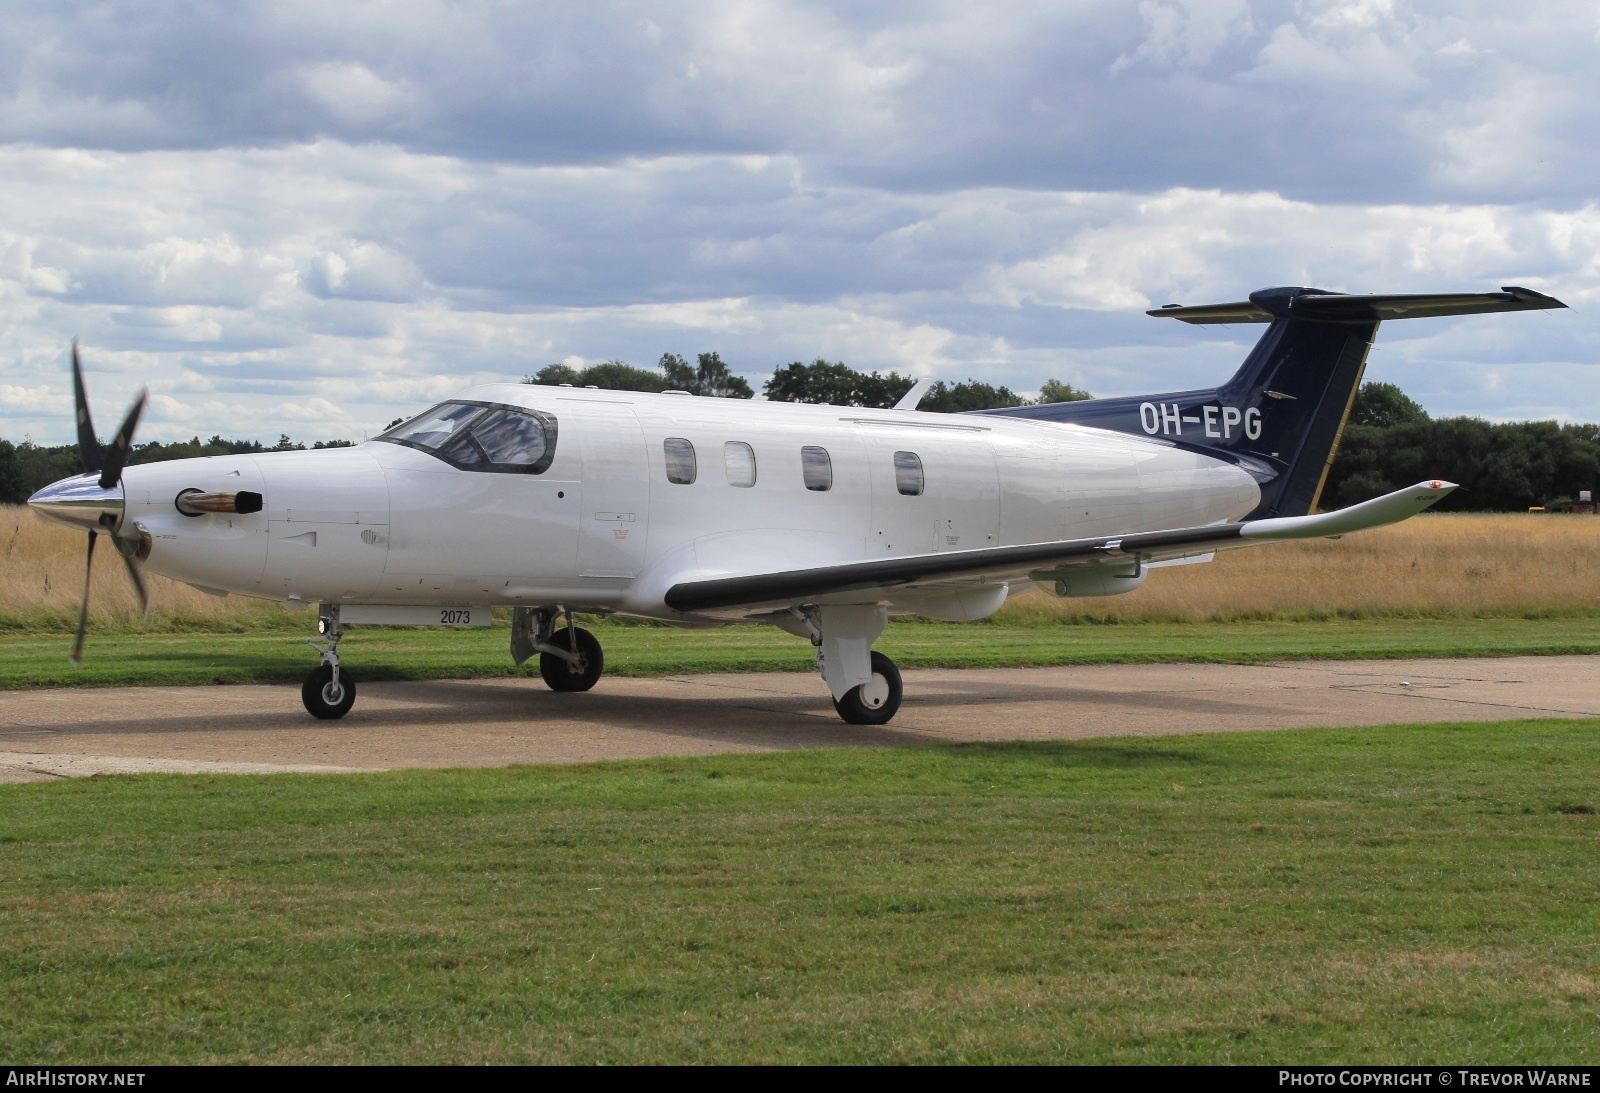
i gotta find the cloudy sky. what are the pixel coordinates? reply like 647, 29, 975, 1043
2, 0, 1596, 445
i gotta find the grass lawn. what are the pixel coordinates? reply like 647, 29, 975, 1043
3, 615, 1599, 690
2, 719, 1598, 1063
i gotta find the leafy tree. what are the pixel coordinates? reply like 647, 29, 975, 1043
763, 360, 916, 408
526, 363, 581, 386
580, 361, 670, 393
918, 379, 1029, 413
1036, 379, 1092, 404
1323, 410, 1600, 512
659, 352, 754, 398
272, 434, 305, 451
1350, 381, 1428, 428
524, 361, 667, 392
525, 356, 752, 397
10, 441, 80, 501
0, 439, 23, 505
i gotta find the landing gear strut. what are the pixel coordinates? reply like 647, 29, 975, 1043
512, 607, 605, 693
303, 605, 356, 719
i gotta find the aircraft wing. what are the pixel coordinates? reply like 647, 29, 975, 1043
663, 480, 1455, 614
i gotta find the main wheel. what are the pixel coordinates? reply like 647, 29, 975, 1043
539, 627, 604, 692
302, 664, 356, 720
832, 651, 903, 725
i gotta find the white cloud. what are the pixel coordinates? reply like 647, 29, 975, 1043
298, 62, 418, 129
0, 2, 1595, 203
1113, 0, 1255, 72
0, 5, 1595, 446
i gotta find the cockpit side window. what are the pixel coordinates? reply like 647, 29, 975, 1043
468, 408, 553, 468
378, 401, 558, 475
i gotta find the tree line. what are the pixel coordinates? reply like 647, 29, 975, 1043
524, 353, 1092, 412
0, 435, 351, 506
3, 367, 1595, 512
1321, 383, 1600, 512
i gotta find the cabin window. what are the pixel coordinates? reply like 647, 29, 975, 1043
801, 446, 832, 492
724, 441, 757, 488
664, 438, 697, 485
378, 401, 558, 475
893, 451, 923, 496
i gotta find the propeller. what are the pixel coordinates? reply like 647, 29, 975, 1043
67, 343, 149, 665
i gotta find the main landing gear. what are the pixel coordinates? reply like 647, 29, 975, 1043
795, 605, 904, 725
512, 607, 605, 693
304, 606, 355, 719
832, 650, 903, 726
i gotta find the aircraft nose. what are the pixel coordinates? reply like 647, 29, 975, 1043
27, 473, 125, 535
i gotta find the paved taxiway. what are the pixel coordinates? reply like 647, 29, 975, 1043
1, 655, 1594, 783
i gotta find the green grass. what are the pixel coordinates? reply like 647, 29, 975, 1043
2, 720, 1598, 1063
3, 615, 1598, 690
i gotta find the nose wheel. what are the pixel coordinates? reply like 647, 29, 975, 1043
302, 663, 357, 719
302, 606, 355, 719
832, 650, 903, 725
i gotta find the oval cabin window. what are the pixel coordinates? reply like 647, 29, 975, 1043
893, 451, 923, 496
801, 446, 832, 492
724, 441, 757, 488
664, 438, 697, 485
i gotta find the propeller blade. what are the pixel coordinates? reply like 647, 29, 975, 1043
72, 342, 103, 476
70, 530, 97, 666
98, 389, 147, 491
113, 534, 150, 616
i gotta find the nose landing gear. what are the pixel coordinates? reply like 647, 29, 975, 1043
303, 606, 355, 719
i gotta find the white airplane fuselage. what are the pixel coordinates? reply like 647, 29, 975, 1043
120, 384, 1261, 623
46, 282, 1556, 721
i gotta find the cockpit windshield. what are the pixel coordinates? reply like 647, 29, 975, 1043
383, 403, 481, 451
378, 401, 558, 474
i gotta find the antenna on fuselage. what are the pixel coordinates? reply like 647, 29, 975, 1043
892, 379, 927, 411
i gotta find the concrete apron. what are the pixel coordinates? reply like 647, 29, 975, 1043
1, 655, 1595, 782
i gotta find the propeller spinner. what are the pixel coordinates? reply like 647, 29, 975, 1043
25, 343, 150, 664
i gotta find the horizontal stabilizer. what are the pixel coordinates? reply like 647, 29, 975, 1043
1149, 286, 1566, 325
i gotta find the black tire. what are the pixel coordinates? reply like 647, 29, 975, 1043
539, 627, 604, 692
302, 663, 356, 720
832, 650, 903, 725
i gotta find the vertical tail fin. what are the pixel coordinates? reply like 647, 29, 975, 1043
982, 285, 1566, 517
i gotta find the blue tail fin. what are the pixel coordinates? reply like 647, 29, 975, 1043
980, 285, 1566, 517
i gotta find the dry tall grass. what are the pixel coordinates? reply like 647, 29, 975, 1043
2, 505, 1596, 632
0, 505, 294, 632
999, 513, 1600, 624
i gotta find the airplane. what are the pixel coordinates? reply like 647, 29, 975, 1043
27, 285, 1567, 724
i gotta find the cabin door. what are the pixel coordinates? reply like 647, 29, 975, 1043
574, 402, 651, 578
